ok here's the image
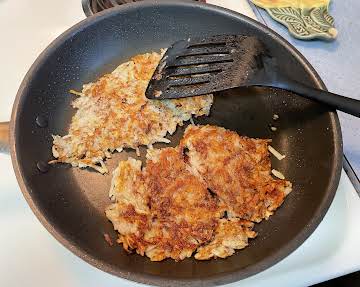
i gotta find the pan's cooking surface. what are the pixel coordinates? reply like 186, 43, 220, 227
11, 1, 342, 286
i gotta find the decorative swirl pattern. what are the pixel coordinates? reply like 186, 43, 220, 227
251, 0, 337, 41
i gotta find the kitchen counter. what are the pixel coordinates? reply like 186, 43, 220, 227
250, 0, 360, 178
0, 1, 359, 287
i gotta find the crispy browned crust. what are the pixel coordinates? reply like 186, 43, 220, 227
51, 52, 213, 173
195, 218, 256, 260
143, 148, 222, 261
106, 148, 225, 261
180, 125, 292, 223
106, 125, 292, 261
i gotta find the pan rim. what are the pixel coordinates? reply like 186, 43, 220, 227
9, 1, 343, 286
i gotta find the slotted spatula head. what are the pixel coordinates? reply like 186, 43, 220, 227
145, 35, 265, 99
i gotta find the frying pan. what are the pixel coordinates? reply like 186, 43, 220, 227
0, 1, 342, 286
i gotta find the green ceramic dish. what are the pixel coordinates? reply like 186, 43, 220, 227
251, 0, 337, 41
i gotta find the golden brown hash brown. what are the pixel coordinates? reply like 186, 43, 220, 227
106, 148, 226, 261
181, 125, 292, 223
51, 51, 213, 173
195, 219, 256, 260
106, 125, 292, 261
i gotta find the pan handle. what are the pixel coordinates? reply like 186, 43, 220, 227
0, 122, 9, 154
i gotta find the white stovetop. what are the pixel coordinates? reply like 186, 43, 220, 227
0, 1, 359, 286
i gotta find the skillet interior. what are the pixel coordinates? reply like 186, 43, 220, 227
11, 1, 342, 286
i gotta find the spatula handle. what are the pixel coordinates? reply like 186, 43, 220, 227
272, 78, 360, 118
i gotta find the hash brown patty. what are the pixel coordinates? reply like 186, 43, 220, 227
106, 147, 225, 261
106, 125, 292, 261
51, 51, 213, 173
181, 125, 292, 223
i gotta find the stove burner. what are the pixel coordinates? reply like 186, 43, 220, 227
82, 0, 206, 17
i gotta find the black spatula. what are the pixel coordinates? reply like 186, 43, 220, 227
145, 35, 360, 117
